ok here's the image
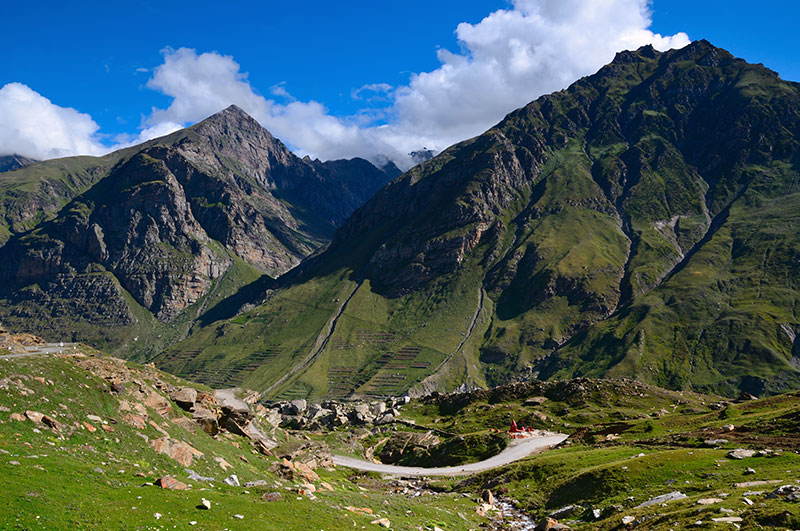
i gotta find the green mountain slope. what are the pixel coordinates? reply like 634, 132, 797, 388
0, 106, 395, 358
164, 41, 800, 399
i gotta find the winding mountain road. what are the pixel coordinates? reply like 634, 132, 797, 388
332, 433, 568, 477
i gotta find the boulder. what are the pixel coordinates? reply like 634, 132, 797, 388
170, 387, 198, 410
294, 461, 320, 482
215, 390, 254, 432
144, 392, 172, 416
242, 420, 279, 451
727, 449, 756, 460
635, 491, 687, 508
243, 480, 269, 488
223, 474, 240, 487
191, 406, 219, 435
262, 492, 282, 502
696, 498, 723, 505
186, 470, 215, 482
270, 459, 297, 480
151, 437, 204, 467
375, 413, 395, 425
25, 410, 44, 423
156, 476, 188, 490
289, 399, 307, 415
766, 484, 800, 502
262, 408, 282, 428
305, 404, 330, 421
525, 396, 548, 406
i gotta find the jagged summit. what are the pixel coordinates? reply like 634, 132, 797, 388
195, 104, 268, 133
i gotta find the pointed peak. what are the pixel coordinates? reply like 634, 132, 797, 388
204, 104, 258, 124
192, 104, 275, 139
221, 104, 249, 117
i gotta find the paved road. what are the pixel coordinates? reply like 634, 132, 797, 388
0, 343, 74, 359
332, 433, 568, 477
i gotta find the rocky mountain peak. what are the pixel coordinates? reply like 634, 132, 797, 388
201, 104, 266, 131
0, 154, 37, 173
189, 104, 278, 145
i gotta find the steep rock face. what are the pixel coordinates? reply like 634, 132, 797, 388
0, 106, 395, 349
0, 154, 127, 247
1, 151, 230, 321
0, 154, 37, 173
169, 41, 800, 398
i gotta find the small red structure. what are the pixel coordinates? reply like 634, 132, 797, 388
508, 419, 536, 438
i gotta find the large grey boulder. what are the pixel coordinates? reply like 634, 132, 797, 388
215, 389, 254, 433
170, 387, 197, 410
192, 406, 219, 435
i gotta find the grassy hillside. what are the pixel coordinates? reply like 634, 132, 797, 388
166, 41, 800, 398
0, 350, 487, 530
355, 379, 800, 529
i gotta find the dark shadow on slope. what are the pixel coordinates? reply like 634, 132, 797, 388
193, 274, 275, 329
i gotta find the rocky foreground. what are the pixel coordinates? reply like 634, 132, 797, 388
1, 345, 799, 529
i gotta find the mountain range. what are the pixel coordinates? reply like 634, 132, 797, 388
160, 40, 800, 399
1, 40, 799, 399
0, 106, 398, 356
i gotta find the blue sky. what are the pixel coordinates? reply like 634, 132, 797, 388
1, 1, 798, 166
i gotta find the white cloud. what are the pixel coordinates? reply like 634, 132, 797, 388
0, 1, 689, 167
141, 0, 688, 168
0, 83, 107, 160
112, 121, 185, 149
383, 0, 690, 157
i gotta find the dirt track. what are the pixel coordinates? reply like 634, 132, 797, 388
332, 433, 568, 477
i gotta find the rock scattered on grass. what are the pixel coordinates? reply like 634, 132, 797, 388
635, 491, 687, 508
727, 449, 756, 460
766, 484, 800, 502
155, 476, 188, 490
695, 498, 723, 505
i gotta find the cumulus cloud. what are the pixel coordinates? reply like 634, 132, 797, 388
1, 0, 689, 167
0, 83, 107, 160
112, 121, 185, 149
383, 0, 689, 159
141, 0, 689, 168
